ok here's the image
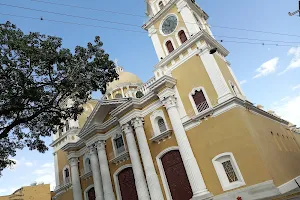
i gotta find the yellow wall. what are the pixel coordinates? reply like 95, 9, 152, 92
186, 107, 272, 195
57, 149, 69, 183
172, 55, 218, 115
56, 189, 73, 200
78, 100, 98, 128
240, 109, 300, 186
0, 184, 51, 200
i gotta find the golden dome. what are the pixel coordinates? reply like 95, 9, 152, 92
107, 69, 142, 92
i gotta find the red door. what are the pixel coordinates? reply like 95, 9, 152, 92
118, 167, 138, 200
87, 187, 95, 200
161, 150, 193, 200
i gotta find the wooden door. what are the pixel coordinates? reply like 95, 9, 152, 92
161, 150, 193, 200
118, 167, 138, 200
87, 187, 95, 200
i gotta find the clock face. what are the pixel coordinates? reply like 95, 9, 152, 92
161, 15, 178, 35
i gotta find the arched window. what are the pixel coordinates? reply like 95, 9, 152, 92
135, 91, 144, 98
157, 118, 167, 133
192, 90, 209, 113
178, 30, 187, 43
85, 158, 91, 173
158, 1, 164, 10
165, 40, 174, 53
212, 152, 245, 191
115, 93, 122, 98
64, 167, 70, 183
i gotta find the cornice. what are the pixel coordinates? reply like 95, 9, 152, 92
149, 75, 177, 93
142, 0, 178, 30
183, 97, 290, 129
153, 31, 229, 70
61, 139, 85, 152
50, 128, 80, 147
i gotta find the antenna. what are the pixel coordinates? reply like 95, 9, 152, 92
288, 0, 300, 16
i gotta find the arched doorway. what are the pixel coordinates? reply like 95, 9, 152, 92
87, 187, 95, 200
161, 150, 193, 200
118, 167, 138, 200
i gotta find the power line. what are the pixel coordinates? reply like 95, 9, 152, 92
4, 2, 300, 40
0, 3, 141, 28
28, 0, 300, 38
218, 40, 296, 47
30, 0, 146, 18
0, 12, 299, 48
214, 35, 300, 44
0, 12, 144, 33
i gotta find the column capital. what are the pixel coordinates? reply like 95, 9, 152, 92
68, 157, 79, 167
122, 123, 133, 135
161, 95, 177, 110
131, 117, 144, 129
88, 145, 97, 155
95, 140, 106, 150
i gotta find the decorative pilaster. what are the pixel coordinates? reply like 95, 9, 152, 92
200, 50, 233, 104
122, 123, 151, 200
53, 152, 60, 186
68, 157, 83, 200
131, 117, 164, 200
88, 146, 104, 200
160, 94, 213, 200
96, 141, 115, 200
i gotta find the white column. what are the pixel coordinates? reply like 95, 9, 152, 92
53, 152, 60, 187
176, 0, 200, 35
122, 123, 151, 200
89, 146, 104, 200
149, 25, 166, 60
96, 141, 116, 200
131, 117, 164, 200
200, 50, 233, 104
68, 157, 83, 200
121, 87, 125, 97
161, 95, 213, 200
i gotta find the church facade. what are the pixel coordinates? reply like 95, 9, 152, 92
51, 0, 300, 200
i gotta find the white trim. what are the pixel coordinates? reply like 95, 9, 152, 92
188, 86, 213, 115
278, 175, 300, 194
84, 184, 94, 200
163, 37, 177, 56
111, 132, 127, 158
62, 165, 71, 184
159, 13, 179, 36
156, 0, 164, 12
83, 153, 91, 174
212, 152, 246, 191
175, 27, 190, 46
156, 146, 180, 200
150, 109, 170, 136
113, 164, 133, 200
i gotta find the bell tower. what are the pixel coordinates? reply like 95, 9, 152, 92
143, 0, 246, 106
143, 0, 213, 60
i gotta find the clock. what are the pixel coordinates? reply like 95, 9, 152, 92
161, 15, 178, 35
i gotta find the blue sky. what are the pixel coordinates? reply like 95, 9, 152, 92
1, 0, 300, 195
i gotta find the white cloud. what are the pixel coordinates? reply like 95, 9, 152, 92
0, 189, 8, 194
272, 95, 300, 126
292, 84, 300, 91
278, 46, 300, 75
32, 162, 55, 190
240, 80, 247, 85
253, 57, 279, 78
24, 162, 34, 167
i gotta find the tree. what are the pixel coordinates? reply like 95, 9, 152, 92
0, 21, 119, 173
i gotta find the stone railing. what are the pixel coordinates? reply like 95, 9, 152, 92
54, 177, 72, 193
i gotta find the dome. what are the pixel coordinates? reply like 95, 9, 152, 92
106, 68, 143, 92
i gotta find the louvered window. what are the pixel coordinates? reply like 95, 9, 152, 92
178, 30, 187, 43
192, 90, 209, 113
166, 40, 174, 53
